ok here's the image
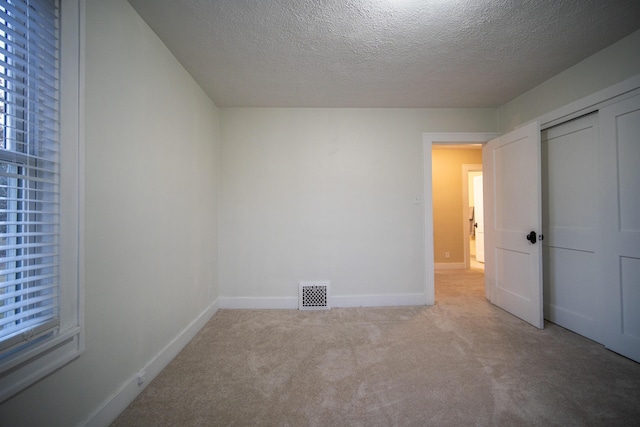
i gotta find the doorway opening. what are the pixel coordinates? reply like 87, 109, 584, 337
431, 145, 484, 298
422, 132, 498, 305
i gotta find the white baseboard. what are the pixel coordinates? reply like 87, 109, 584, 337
220, 296, 298, 309
434, 262, 466, 270
80, 299, 220, 427
332, 293, 427, 307
220, 293, 427, 310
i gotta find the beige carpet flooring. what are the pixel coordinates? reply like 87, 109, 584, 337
112, 270, 640, 426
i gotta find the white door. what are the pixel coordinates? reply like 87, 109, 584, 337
483, 122, 543, 329
473, 175, 485, 263
541, 113, 600, 342
598, 94, 640, 362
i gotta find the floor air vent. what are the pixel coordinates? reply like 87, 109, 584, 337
299, 281, 330, 310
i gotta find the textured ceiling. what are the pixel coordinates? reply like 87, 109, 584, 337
127, 0, 640, 108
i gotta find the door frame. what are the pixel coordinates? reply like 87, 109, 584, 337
423, 133, 498, 304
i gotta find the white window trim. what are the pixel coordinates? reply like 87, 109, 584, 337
0, 0, 84, 403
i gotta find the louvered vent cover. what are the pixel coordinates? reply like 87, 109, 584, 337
299, 281, 330, 310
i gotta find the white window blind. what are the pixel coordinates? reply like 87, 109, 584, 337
0, 0, 60, 354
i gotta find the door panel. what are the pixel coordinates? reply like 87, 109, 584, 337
543, 247, 597, 336
483, 122, 543, 328
621, 257, 640, 340
496, 248, 534, 297
617, 110, 640, 232
599, 94, 640, 362
541, 113, 599, 341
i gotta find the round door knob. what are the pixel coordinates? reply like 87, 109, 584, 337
526, 231, 537, 244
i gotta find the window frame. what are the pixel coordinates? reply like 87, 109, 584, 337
0, 0, 83, 403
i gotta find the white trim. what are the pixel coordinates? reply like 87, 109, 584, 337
332, 293, 427, 308
79, 299, 220, 427
220, 296, 298, 309
220, 294, 427, 310
76, 0, 87, 361
435, 263, 467, 270
423, 133, 499, 306
0, 329, 82, 403
0, 0, 85, 403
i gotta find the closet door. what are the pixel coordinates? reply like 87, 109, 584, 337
541, 113, 600, 342
598, 94, 640, 362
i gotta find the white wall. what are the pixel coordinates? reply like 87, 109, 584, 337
0, 0, 220, 425
498, 29, 640, 133
220, 108, 496, 306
